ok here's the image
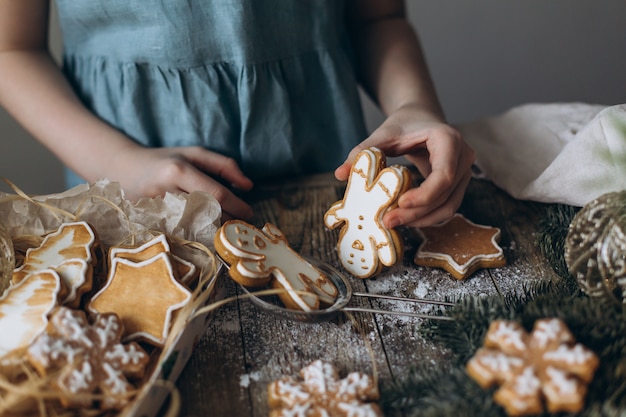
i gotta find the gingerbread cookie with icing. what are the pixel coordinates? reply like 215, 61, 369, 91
214, 220, 338, 311
0, 269, 62, 368
12, 221, 98, 307
466, 318, 599, 416
268, 360, 382, 417
414, 213, 506, 280
27, 307, 149, 409
88, 252, 192, 346
325, 147, 411, 278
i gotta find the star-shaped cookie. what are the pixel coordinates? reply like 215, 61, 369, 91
88, 252, 191, 346
414, 214, 506, 280
109, 234, 197, 285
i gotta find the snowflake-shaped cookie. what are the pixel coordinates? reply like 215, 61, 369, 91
466, 318, 599, 416
268, 360, 382, 417
27, 307, 150, 410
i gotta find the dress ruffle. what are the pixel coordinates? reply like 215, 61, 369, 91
56, 0, 367, 186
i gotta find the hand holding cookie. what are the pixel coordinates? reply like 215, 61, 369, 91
335, 110, 475, 228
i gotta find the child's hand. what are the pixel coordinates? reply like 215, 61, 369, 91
335, 104, 475, 228
110, 145, 254, 221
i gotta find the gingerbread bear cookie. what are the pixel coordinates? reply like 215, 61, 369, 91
214, 220, 338, 311
12, 221, 98, 307
27, 307, 150, 410
0, 269, 62, 365
414, 213, 506, 280
268, 360, 382, 417
466, 318, 599, 416
325, 147, 411, 278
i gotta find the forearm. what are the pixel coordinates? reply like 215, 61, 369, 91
349, 13, 445, 121
0, 50, 141, 183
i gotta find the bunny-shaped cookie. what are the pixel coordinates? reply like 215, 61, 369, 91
325, 147, 411, 278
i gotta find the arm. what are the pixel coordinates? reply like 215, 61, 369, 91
339, 0, 475, 228
0, 0, 253, 219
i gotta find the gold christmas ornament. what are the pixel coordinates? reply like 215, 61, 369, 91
565, 191, 626, 305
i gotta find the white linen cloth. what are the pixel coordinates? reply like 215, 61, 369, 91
458, 102, 626, 207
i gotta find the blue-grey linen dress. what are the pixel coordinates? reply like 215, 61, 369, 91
54, 0, 368, 187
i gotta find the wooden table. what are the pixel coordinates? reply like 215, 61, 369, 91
175, 172, 559, 417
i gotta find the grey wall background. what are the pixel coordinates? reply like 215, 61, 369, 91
1, 0, 625, 195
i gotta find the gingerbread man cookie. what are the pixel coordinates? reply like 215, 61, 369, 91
325, 147, 411, 278
268, 360, 382, 417
466, 318, 599, 416
214, 220, 338, 311
414, 214, 506, 280
27, 307, 150, 410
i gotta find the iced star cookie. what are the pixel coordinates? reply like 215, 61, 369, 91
268, 360, 382, 417
0, 270, 62, 365
466, 318, 599, 416
414, 214, 506, 280
88, 252, 192, 346
27, 307, 150, 409
324, 147, 411, 278
214, 220, 338, 311
12, 221, 98, 307
109, 234, 198, 285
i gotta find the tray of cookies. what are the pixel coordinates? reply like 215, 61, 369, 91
0, 179, 224, 416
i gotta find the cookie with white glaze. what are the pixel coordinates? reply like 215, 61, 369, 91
12, 221, 98, 307
0, 269, 62, 368
414, 214, 506, 280
88, 252, 191, 346
27, 307, 149, 409
268, 360, 382, 417
325, 147, 411, 278
215, 220, 338, 311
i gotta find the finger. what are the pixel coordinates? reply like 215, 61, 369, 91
384, 170, 471, 228
185, 149, 254, 191
176, 167, 254, 220
398, 136, 470, 208
334, 142, 371, 181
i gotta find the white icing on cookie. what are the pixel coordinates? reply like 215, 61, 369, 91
543, 344, 596, 365
475, 350, 525, 375
532, 318, 572, 348
325, 147, 409, 278
544, 366, 578, 395
218, 221, 338, 311
109, 234, 197, 284
12, 221, 96, 307
27, 307, 150, 409
467, 318, 599, 415
89, 252, 192, 346
0, 269, 61, 358
512, 367, 541, 396
268, 360, 381, 417
488, 321, 526, 352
